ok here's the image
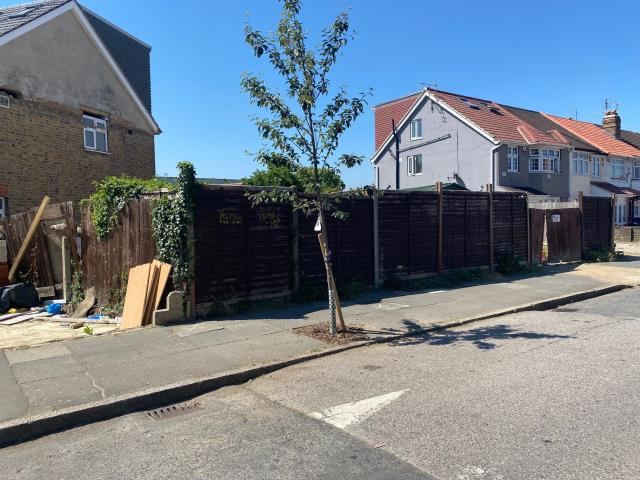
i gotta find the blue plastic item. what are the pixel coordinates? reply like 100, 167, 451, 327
46, 303, 63, 315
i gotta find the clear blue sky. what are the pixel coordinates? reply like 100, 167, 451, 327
4, 0, 640, 186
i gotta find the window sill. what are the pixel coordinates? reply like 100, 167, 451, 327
85, 149, 111, 156
408, 173, 423, 176
410, 137, 423, 141
529, 171, 562, 174
507, 169, 519, 173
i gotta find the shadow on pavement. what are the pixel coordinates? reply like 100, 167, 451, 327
387, 319, 573, 350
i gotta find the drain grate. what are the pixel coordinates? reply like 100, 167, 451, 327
555, 307, 579, 313
146, 402, 203, 421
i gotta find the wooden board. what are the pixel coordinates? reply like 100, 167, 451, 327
120, 264, 152, 330
142, 263, 160, 327
0, 314, 34, 326
151, 260, 172, 312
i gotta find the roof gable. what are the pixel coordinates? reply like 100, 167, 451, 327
0, 0, 158, 133
543, 114, 640, 158
374, 92, 421, 151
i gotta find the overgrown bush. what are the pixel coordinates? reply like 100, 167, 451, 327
85, 175, 172, 239
496, 253, 527, 275
98, 271, 128, 317
583, 246, 624, 263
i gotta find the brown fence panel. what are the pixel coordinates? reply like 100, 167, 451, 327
82, 198, 155, 305
407, 192, 439, 275
378, 193, 410, 278
546, 208, 582, 263
582, 196, 613, 251
529, 208, 545, 265
298, 197, 374, 288
194, 187, 292, 304
493, 192, 528, 262
441, 192, 490, 270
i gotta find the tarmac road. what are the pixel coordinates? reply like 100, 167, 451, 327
2, 288, 640, 479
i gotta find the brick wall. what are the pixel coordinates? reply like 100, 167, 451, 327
0, 96, 155, 214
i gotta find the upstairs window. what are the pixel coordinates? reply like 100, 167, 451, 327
634, 160, 640, 180
593, 156, 602, 176
0, 94, 9, 109
529, 148, 560, 173
410, 119, 422, 140
0, 197, 6, 218
83, 113, 108, 153
572, 152, 589, 175
612, 158, 625, 178
407, 154, 423, 175
507, 146, 519, 172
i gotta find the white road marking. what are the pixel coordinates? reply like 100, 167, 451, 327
309, 390, 409, 429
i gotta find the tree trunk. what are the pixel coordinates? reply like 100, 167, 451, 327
316, 194, 337, 335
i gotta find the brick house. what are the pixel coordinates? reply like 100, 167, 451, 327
0, 0, 159, 215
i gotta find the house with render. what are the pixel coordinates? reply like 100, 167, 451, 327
0, 0, 159, 215
372, 88, 640, 225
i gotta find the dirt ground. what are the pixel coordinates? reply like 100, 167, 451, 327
0, 320, 117, 350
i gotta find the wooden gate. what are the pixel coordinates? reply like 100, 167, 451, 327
546, 208, 582, 263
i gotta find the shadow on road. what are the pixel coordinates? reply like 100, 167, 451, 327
387, 320, 573, 350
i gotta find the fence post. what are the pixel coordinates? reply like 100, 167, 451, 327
486, 184, 494, 272
291, 203, 299, 296
578, 191, 584, 258
372, 193, 380, 288
610, 194, 616, 249
436, 181, 443, 273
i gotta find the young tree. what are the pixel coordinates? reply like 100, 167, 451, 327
242, 0, 370, 334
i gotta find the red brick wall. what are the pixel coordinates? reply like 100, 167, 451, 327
0, 96, 155, 214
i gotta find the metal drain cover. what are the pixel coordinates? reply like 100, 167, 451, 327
146, 402, 203, 421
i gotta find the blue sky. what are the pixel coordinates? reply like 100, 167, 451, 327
4, 0, 640, 186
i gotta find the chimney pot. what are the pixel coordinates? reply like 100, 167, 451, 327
603, 110, 621, 139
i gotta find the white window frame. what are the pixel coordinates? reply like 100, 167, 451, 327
410, 119, 423, 141
83, 114, 109, 153
572, 151, 589, 175
507, 146, 519, 172
633, 160, 640, 180
592, 155, 602, 177
616, 202, 627, 226
0, 94, 9, 109
407, 154, 423, 176
529, 148, 560, 173
0, 197, 6, 218
634, 202, 640, 219
612, 158, 625, 179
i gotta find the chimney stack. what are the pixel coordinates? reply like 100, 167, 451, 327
603, 110, 621, 138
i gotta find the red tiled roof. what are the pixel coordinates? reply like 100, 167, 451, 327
591, 181, 640, 196
543, 114, 640, 158
431, 90, 566, 146
373, 89, 569, 155
374, 93, 421, 150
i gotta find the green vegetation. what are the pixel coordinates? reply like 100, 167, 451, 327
583, 246, 624, 263
97, 271, 128, 318
243, 165, 345, 193
85, 175, 172, 239
496, 253, 527, 276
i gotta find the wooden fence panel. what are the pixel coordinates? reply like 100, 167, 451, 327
463, 192, 490, 268
408, 192, 439, 275
298, 197, 374, 289
378, 193, 410, 278
442, 192, 470, 270
582, 196, 613, 251
82, 198, 156, 305
194, 187, 292, 304
493, 192, 528, 262
529, 208, 545, 265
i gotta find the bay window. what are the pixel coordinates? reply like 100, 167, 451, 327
529, 148, 560, 173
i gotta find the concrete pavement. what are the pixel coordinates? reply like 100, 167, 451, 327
0, 261, 638, 444
3, 288, 639, 479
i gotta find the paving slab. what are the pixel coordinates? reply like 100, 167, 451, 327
4, 343, 71, 365
21, 372, 104, 414
11, 354, 82, 385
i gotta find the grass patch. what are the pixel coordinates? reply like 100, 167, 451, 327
583, 246, 624, 263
